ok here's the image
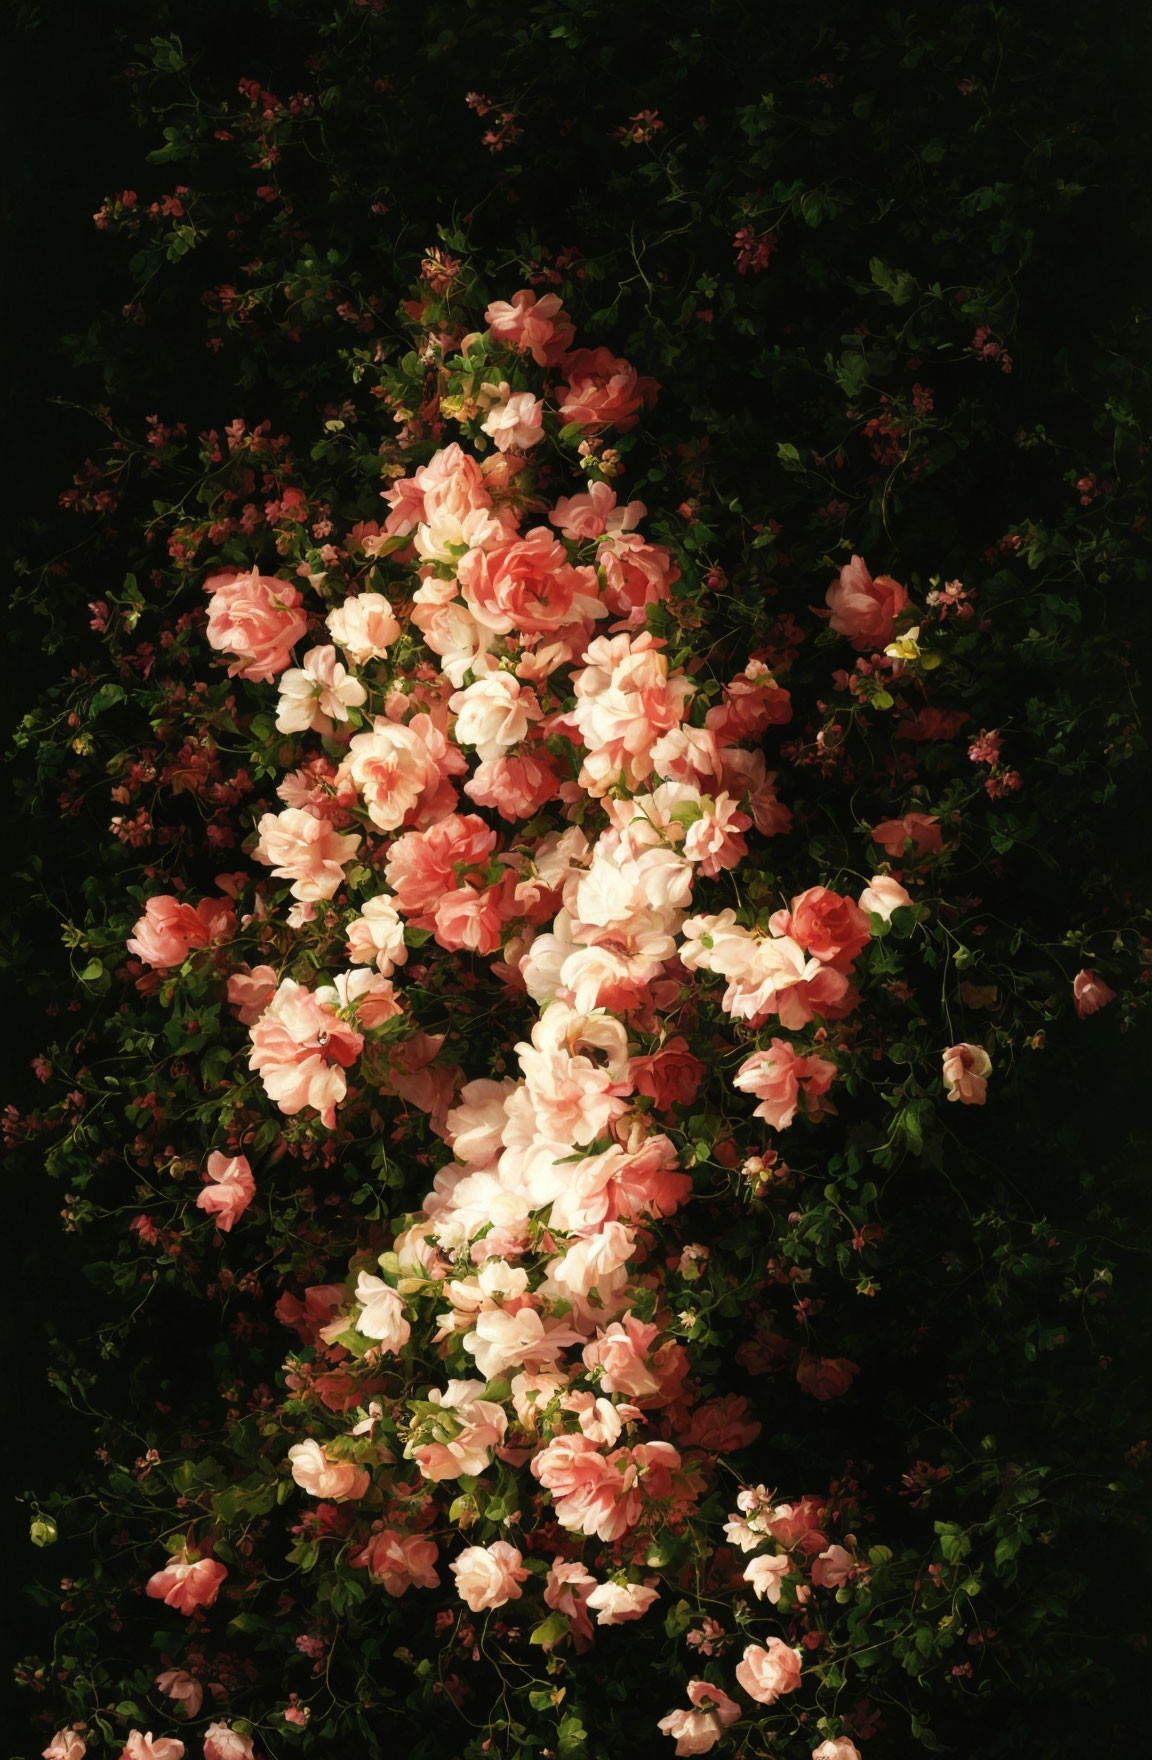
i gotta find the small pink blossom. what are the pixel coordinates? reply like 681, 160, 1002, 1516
657, 1681, 741, 1755
145, 1550, 227, 1614
734, 1637, 803, 1704
202, 1727, 255, 1760
870, 812, 943, 860
196, 1153, 256, 1232
942, 1041, 992, 1105
42, 1736, 86, 1760
825, 555, 909, 649
450, 1540, 529, 1611
120, 1737, 184, 1760
1073, 969, 1116, 1019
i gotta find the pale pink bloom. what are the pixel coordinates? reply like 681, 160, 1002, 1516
735, 1638, 803, 1704
204, 567, 308, 681
1073, 968, 1117, 1018
287, 1438, 370, 1501
463, 1305, 580, 1380
342, 713, 466, 832
550, 481, 645, 541
320, 968, 402, 1030
942, 1041, 992, 1105
275, 644, 367, 735
572, 632, 695, 792
202, 1727, 255, 1760
871, 812, 942, 859
121, 1735, 184, 1760
485, 289, 575, 366
248, 979, 363, 1128
196, 1153, 256, 1232
586, 1578, 660, 1624
253, 807, 361, 902
458, 526, 604, 637
811, 1543, 856, 1588
557, 347, 658, 432
548, 1220, 636, 1318
657, 1680, 741, 1756
743, 1553, 792, 1603
450, 671, 542, 759
465, 750, 560, 819
544, 1557, 597, 1648
733, 1041, 838, 1130
346, 895, 408, 976
446, 1078, 513, 1163
154, 1670, 203, 1716
145, 1551, 227, 1614
825, 554, 909, 649
481, 387, 545, 452
433, 883, 506, 955
410, 1381, 507, 1480
582, 1313, 687, 1406
42, 1734, 86, 1760
226, 964, 278, 1024
127, 895, 235, 970
858, 874, 913, 920
812, 1743, 861, 1760
450, 1540, 529, 1611
683, 793, 751, 877
410, 591, 493, 688
326, 591, 401, 662
413, 446, 509, 563
353, 1272, 411, 1351
516, 1038, 629, 1146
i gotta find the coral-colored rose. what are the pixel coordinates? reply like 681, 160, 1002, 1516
680, 1394, 761, 1453
627, 1039, 705, 1112
796, 1350, 859, 1401
342, 713, 466, 833
780, 886, 872, 967
485, 289, 575, 365
247, 978, 364, 1129
385, 813, 497, 920
204, 567, 308, 681
733, 1040, 838, 1130
353, 1527, 440, 1595
1073, 968, 1117, 1019
202, 1727, 255, 1760
465, 751, 561, 820
657, 1680, 741, 1755
557, 347, 659, 432
121, 1735, 184, 1760
858, 874, 914, 921
326, 591, 401, 663
145, 1550, 227, 1614
870, 812, 942, 860
942, 1041, 992, 1104
825, 554, 909, 649
127, 895, 235, 970
196, 1153, 256, 1232
458, 526, 604, 636
735, 1637, 803, 1704
287, 1438, 370, 1502
42, 1735, 86, 1760
450, 1540, 529, 1611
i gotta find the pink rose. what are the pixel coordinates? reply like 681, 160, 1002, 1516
458, 526, 604, 636
450, 671, 542, 759
204, 567, 308, 681
557, 347, 659, 432
743, 1553, 792, 1603
42, 1736, 86, 1760
202, 1727, 255, 1760
627, 1039, 705, 1113
326, 591, 401, 663
858, 874, 913, 921
353, 1528, 439, 1595
733, 1040, 838, 1130
450, 1540, 529, 1611
484, 289, 575, 366
680, 1394, 761, 1454
465, 751, 561, 820
1073, 968, 1117, 1019
127, 895, 235, 970
253, 807, 361, 902
353, 1272, 412, 1353
810, 1543, 856, 1588
225, 964, 278, 1024
154, 1671, 202, 1717
145, 1550, 227, 1615
121, 1737, 184, 1760
825, 554, 909, 649
585, 1578, 660, 1624
287, 1439, 370, 1502
870, 812, 942, 860
942, 1041, 992, 1105
779, 886, 872, 968
812, 1743, 861, 1760
196, 1153, 256, 1232
734, 1637, 803, 1704
247, 978, 364, 1129
657, 1680, 741, 1755
481, 387, 545, 452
